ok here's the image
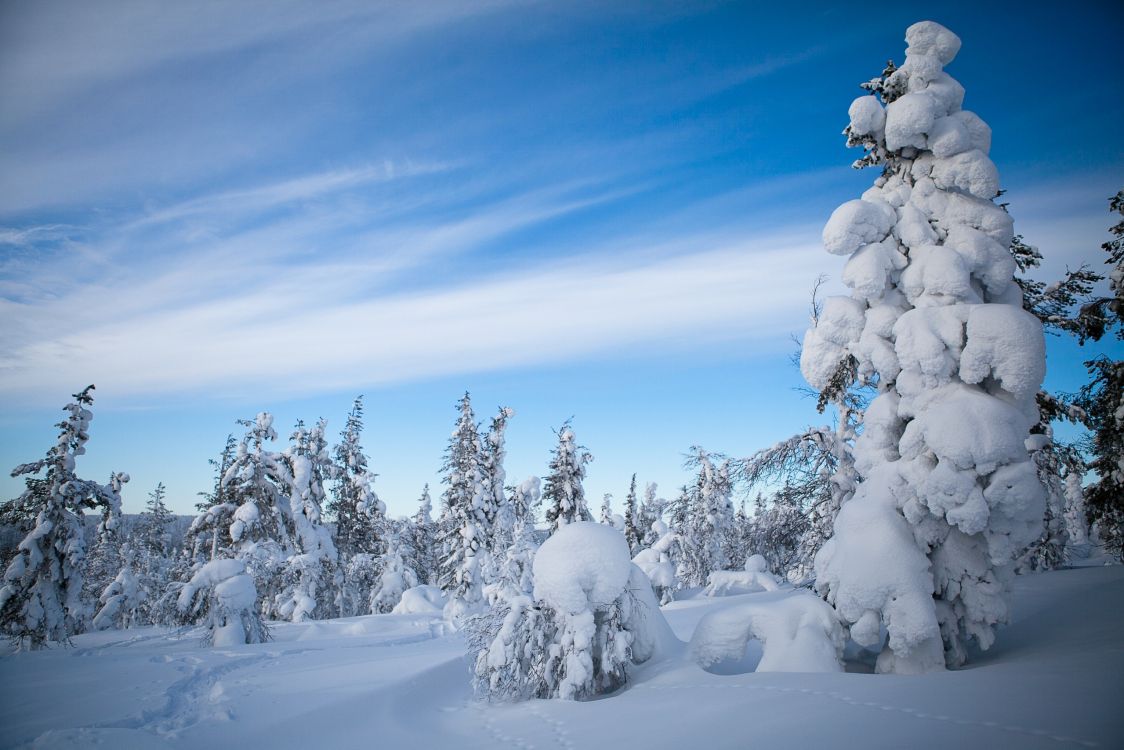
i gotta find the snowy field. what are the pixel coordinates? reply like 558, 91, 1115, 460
2, 562, 1121, 750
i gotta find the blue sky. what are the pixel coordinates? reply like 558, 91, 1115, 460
1, 1, 1121, 517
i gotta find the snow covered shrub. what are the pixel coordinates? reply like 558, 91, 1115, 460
468, 522, 676, 702
631, 520, 679, 605
177, 559, 268, 647
370, 526, 419, 614
92, 547, 146, 630
805, 22, 1047, 673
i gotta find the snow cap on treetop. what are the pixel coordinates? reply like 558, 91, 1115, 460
905, 21, 961, 66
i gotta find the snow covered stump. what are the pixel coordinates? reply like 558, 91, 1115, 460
467, 522, 676, 701
804, 21, 1046, 673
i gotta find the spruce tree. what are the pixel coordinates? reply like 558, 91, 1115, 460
805, 22, 1047, 672
623, 474, 642, 556
439, 393, 490, 621
542, 421, 593, 533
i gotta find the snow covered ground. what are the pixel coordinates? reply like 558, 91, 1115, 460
2, 563, 1121, 749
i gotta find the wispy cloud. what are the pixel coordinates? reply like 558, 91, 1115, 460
0, 227, 820, 404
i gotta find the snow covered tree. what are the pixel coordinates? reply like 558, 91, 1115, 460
638, 482, 666, 549
632, 519, 679, 605
481, 406, 515, 558
542, 421, 593, 533
328, 398, 386, 617
196, 412, 298, 618
622, 474, 642, 556
409, 485, 439, 586
599, 493, 615, 526
0, 386, 128, 648
741, 489, 809, 580
1075, 192, 1124, 559
83, 470, 130, 609
674, 449, 735, 587
329, 397, 385, 561
132, 483, 176, 624
1079, 357, 1124, 559
804, 22, 1047, 672
468, 522, 674, 702
275, 419, 339, 622
439, 393, 491, 622
92, 545, 145, 630
371, 524, 419, 614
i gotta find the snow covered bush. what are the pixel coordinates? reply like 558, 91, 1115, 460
805, 21, 1046, 673
689, 590, 843, 673
177, 559, 268, 647
631, 520, 679, 604
370, 526, 419, 614
92, 547, 146, 630
468, 522, 676, 702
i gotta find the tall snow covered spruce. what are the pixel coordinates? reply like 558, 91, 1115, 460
804, 22, 1047, 672
439, 393, 491, 622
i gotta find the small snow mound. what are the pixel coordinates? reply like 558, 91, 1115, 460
392, 585, 446, 615
533, 521, 632, 614
689, 591, 843, 673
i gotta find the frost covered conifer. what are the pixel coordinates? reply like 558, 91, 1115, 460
408, 485, 439, 586
638, 482, 666, 549
133, 483, 176, 624
481, 406, 515, 556
1076, 192, 1124, 559
371, 524, 419, 614
623, 474, 642, 556
329, 398, 385, 561
542, 422, 593, 533
92, 545, 145, 630
83, 471, 130, 608
275, 419, 338, 622
804, 22, 1047, 672
673, 451, 735, 587
439, 393, 491, 622
329, 398, 386, 616
0, 387, 128, 647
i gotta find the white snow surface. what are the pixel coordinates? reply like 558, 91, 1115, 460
1, 564, 1121, 749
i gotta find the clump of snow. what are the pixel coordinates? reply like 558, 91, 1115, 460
848, 95, 885, 136
533, 521, 632, 614
822, 199, 895, 256
704, 555, 781, 597
392, 585, 446, 615
690, 590, 843, 673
